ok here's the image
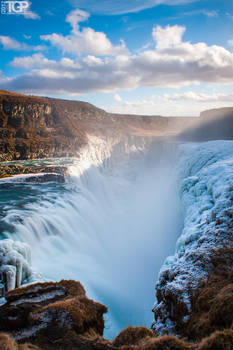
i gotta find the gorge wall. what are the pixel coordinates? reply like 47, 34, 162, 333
152, 141, 233, 340
0, 90, 233, 349
0, 89, 197, 162
1, 90, 233, 163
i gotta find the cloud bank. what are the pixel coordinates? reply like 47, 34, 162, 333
2, 16, 233, 96
40, 9, 127, 56
0, 36, 44, 51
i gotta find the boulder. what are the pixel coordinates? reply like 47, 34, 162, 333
0, 280, 109, 350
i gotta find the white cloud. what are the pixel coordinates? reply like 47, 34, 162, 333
23, 10, 40, 19
152, 25, 186, 49
11, 53, 55, 68
0, 36, 21, 50
0, 36, 45, 51
19, 1, 40, 19
228, 38, 233, 46
110, 98, 158, 114
46, 10, 55, 16
66, 8, 89, 31
162, 91, 233, 103
106, 91, 233, 116
3, 24, 233, 96
0, 70, 8, 83
104, 97, 204, 116
114, 93, 122, 102
203, 10, 218, 18
226, 12, 233, 20
68, 0, 198, 15
41, 9, 128, 56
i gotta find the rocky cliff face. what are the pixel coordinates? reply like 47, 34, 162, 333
179, 107, 233, 141
0, 90, 197, 162
1, 90, 233, 163
0, 91, 99, 161
152, 141, 233, 341
0, 280, 109, 350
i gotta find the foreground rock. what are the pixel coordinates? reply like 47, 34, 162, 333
0, 279, 232, 350
2, 326, 233, 350
0, 280, 110, 350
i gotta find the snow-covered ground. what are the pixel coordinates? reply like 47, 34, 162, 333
152, 140, 233, 334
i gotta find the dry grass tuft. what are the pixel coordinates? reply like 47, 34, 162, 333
197, 329, 233, 350
0, 333, 40, 350
0, 333, 18, 350
113, 326, 156, 347
139, 335, 192, 350
183, 248, 233, 341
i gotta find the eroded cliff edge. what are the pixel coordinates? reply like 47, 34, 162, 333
0, 91, 233, 349
0, 89, 196, 162
0, 90, 98, 161
1, 90, 233, 164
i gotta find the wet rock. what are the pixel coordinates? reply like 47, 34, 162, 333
0, 164, 67, 180
24, 173, 65, 184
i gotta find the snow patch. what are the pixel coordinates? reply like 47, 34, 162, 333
11, 289, 65, 306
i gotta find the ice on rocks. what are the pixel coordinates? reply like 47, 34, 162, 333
0, 239, 43, 295
152, 140, 233, 335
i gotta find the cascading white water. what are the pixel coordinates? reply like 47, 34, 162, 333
1, 136, 183, 339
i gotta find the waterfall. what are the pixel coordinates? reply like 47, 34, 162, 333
1, 136, 183, 338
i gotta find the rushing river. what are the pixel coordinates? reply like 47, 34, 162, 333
0, 136, 183, 338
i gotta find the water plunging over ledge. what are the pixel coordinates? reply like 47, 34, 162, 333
0, 136, 183, 339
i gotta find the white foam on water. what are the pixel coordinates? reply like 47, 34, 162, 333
4, 136, 182, 338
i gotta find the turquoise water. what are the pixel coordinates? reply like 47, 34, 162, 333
0, 141, 182, 339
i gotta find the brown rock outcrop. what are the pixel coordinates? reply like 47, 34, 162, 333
0, 298, 232, 350
0, 89, 198, 163
0, 91, 90, 161
0, 164, 67, 179
181, 248, 233, 341
0, 280, 109, 350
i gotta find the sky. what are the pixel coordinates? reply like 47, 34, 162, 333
0, 0, 233, 116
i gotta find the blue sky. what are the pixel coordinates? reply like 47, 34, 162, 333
0, 0, 233, 116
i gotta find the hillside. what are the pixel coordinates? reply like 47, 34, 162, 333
0, 90, 233, 162
0, 90, 196, 161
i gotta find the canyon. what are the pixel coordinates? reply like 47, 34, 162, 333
1, 89, 233, 164
0, 90, 232, 350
